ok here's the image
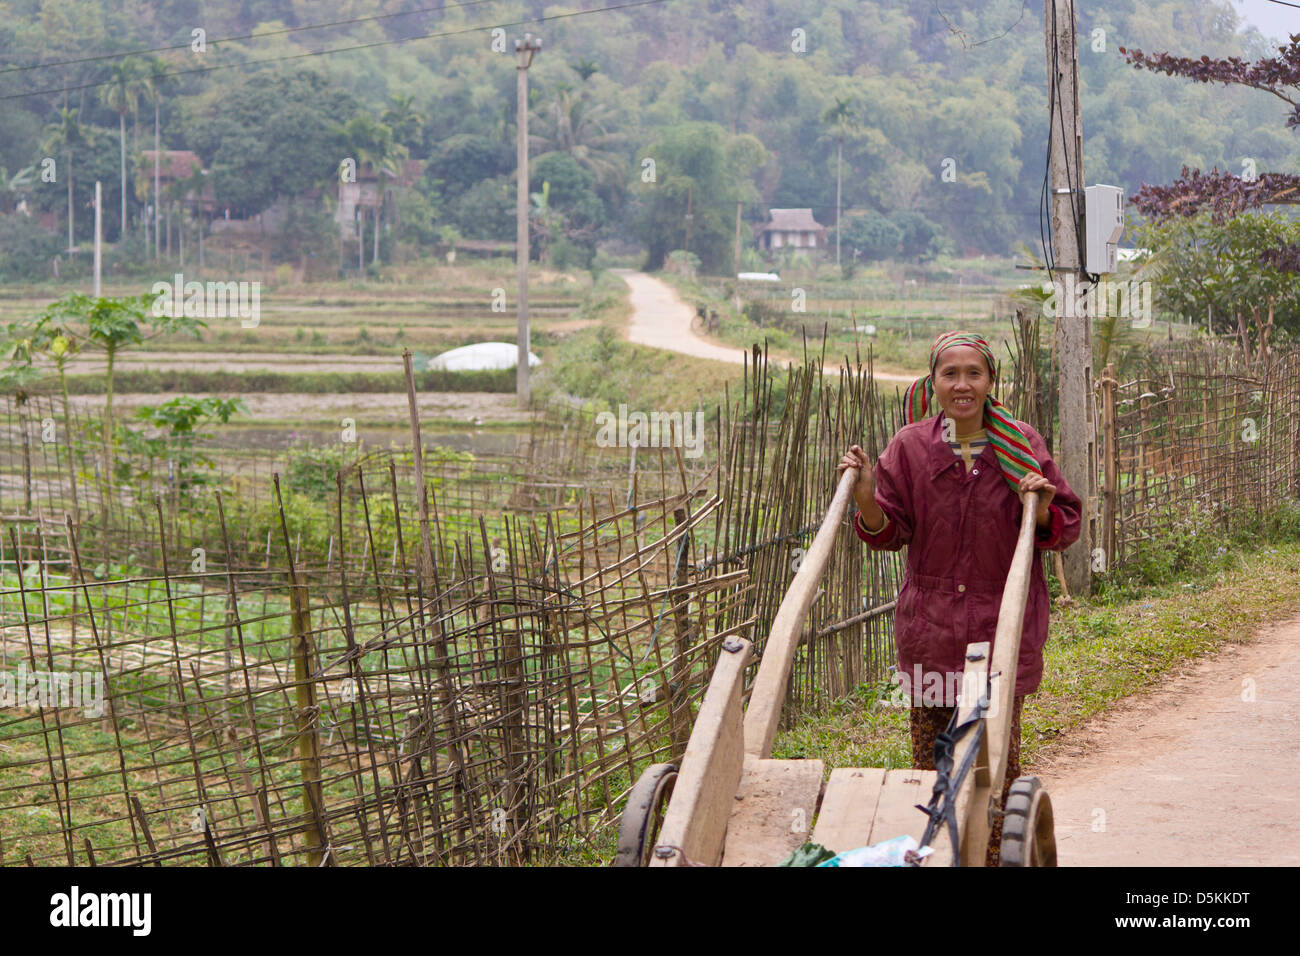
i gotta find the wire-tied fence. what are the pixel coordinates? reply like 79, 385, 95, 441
3, 337, 1298, 865
1097, 343, 1300, 568
0, 348, 906, 865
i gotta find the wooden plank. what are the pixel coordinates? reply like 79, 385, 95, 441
926, 641, 991, 867
811, 767, 886, 853
866, 769, 935, 846
649, 638, 751, 867
743, 468, 858, 759
923, 497, 1036, 866
720, 757, 825, 867
984, 492, 1038, 792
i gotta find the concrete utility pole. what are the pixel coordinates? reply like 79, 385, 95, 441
734, 200, 743, 277
93, 180, 102, 295
684, 184, 693, 258
1045, 0, 1094, 598
515, 33, 542, 408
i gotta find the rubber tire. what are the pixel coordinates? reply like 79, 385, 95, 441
998, 775, 1058, 867
613, 763, 678, 867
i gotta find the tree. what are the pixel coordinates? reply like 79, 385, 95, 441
1120, 34, 1300, 220
41, 108, 91, 252
821, 96, 858, 267
143, 57, 174, 260
532, 86, 623, 202
99, 58, 147, 239
425, 134, 512, 196
842, 209, 901, 262
0, 211, 64, 280
382, 94, 424, 151
1131, 211, 1300, 369
39, 292, 204, 476
531, 151, 604, 259
890, 210, 943, 261
569, 58, 599, 82
336, 115, 406, 267
633, 122, 743, 272
187, 69, 361, 219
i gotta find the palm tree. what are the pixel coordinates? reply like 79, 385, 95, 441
41, 108, 91, 253
371, 142, 409, 266
821, 96, 859, 268
99, 58, 147, 239
335, 116, 406, 267
144, 57, 174, 260
569, 58, 599, 82
531, 86, 623, 198
381, 94, 423, 150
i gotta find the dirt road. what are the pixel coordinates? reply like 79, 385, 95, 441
613, 269, 917, 383
1035, 613, 1300, 865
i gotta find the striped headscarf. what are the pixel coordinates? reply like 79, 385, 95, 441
902, 330, 1042, 491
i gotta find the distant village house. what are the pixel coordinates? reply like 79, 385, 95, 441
754, 208, 828, 251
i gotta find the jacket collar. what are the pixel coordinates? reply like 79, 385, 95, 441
926, 412, 996, 481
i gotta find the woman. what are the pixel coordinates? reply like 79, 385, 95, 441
837, 330, 1081, 866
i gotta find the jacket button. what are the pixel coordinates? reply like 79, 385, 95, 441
958, 584, 966, 593
972, 468, 979, 476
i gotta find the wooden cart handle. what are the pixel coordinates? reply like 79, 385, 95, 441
744, 466, 861, 758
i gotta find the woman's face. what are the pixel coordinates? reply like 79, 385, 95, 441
932, 344, 992, 431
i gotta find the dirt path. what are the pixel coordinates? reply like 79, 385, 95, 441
1033, 613, 1300, 865
612, 269, 918, 383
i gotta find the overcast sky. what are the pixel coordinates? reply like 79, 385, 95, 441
1232, 0, 1300, 42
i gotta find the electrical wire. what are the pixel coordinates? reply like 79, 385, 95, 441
0, 0, 502, 74
0, 0, 671, 103
1041, 0, 1097, 287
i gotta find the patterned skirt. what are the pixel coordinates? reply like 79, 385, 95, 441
909, 694, 1024, 867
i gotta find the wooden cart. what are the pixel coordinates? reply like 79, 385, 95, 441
614, 469, 1057, 867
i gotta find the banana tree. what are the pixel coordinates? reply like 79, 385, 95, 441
530, 180, 563, 266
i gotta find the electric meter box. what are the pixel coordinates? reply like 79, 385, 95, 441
1085, 184, 1125, 274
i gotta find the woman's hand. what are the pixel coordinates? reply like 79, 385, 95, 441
838, 445, 878, 518
1018, 472, 1056, 525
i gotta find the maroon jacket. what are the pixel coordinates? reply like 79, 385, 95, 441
853, 413, 1081, 700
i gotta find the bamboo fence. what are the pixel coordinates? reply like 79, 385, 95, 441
1, 339, 1297, 865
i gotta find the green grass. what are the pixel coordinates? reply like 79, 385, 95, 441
533, 270, 747, 419
57, 367, 515, 395
771, 507, 1300, 775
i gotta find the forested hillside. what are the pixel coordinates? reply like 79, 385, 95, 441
0, 0, 1295, 273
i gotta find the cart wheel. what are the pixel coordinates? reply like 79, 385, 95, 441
998, 776, 1057, 867
613, 763, 678, 867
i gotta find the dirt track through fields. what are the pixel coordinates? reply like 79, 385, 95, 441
1034, 614, 1300, 865
614, 269, 919, 383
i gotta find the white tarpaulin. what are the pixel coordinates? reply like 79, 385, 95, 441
426, 342, 541, 371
